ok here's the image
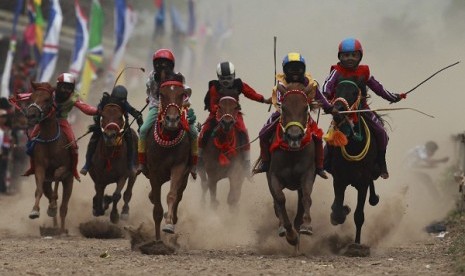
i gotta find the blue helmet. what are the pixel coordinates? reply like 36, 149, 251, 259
282, 52, 306, 71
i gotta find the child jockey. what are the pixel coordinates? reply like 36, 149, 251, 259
80, 85, 143, 175
322, 38, 406, 179
199, 61, 272, 175
254, 52, 336, 179
17, 73, 98, 181
136, 49, 198, 176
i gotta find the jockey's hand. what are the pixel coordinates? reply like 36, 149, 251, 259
145, 97, 149, 104
136, 113, 144, 127
263, 97, 272, 104
392, 93, 407, 103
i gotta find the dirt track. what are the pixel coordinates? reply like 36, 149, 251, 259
0, 172, 458, 276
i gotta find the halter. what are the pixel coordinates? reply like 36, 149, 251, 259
100, 104, 126, 135
27, 100, 55, 125
331, 80, 362, 114
215, 96, 238, 123
279, 89, 309, 133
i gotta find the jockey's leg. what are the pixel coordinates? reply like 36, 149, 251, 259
253, 111, 280, 174
365, 112, 389, 179
80, 129, 99, 175
24, 125, 40, 176
59, 119, 80, 182
323, 145, 334, 174
314, 136, 328, 179
187, 108, 199, 178
137, 106, 158, 175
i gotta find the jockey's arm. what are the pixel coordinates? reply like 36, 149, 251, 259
314, 87, 334, 114
321, 69, 338, 101
74, 100, 98, 116
366, 76, 400, 102
242, 82, 265, 103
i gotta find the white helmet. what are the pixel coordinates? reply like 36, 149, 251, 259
56, 73, 76, 85
216, 61, 235, 87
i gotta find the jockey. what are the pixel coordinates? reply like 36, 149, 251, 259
137, 48, 198, 176
254, 52, 336, 178
404, 141, 449, 169
322, 38, 406, 179
80, 85, 143, 175
24, 73, 98, 181
199, 61, 272, 174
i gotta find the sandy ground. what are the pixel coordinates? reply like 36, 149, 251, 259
0, 167, 459, 275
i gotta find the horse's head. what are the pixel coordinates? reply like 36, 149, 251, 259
26, 82, 55, 126
216, 96, 239, 133
333, 79, 362, 113
279, 83, 310, 149
159, 74, 190, 130
100, 103, 125, 146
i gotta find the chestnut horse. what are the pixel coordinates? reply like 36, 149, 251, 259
326, 79, 380, 256
198, 96, 245, 209
266, 83, 317, 247
145, 75, 193, 240
25, 82, 73, 233
88, 102, 138, 224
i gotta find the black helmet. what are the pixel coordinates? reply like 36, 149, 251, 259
111, 85, 128, 100
425, 141, 438, 152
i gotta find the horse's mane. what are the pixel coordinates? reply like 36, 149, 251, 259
30, 81, 54, 94
160, 72, 184, 85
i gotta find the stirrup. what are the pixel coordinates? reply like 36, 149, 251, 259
80, 167, 88, 176
252, 160, 269, 174
316, 168, 328, 179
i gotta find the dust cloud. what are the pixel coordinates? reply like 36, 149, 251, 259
1, 0, 464, 255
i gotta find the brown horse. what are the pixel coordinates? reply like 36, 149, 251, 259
25, 82, 73, 233
145, 75, 193, 240
266, 83, 317, 247
88, 103, 138, 224
198, 96, 245, 209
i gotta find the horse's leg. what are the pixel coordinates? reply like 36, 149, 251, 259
59, 176, 74, 234
164, 167, 187, 234
208, 176, 220, 209
268, 174, 298, 246
227, 172, 244, 211
30, 166, 46, 219
330, 179, 351, 225
121, 175, 136, 220
171, 173, 189, 226
368, 182, 379, 206
149, 179, 163, 240
110, 177, 126, 224
299, 175, 315, 235
354, 182, 369, 244
199, 170, 208, 206
92, 182, 105, 217
294, 189, 304, 231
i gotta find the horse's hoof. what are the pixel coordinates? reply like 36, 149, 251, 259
343, 205, 351, 215
47, 207, 57, 218
162, 224, 175, 234
120, 213, 129, 221
344, 243, 370, 257
277, 226, 286, 237
299, 225, 313, 236
110, 213, 120, 224
286, 231, 299, 246
29, 210, 40, 219
369, 194, 380, 206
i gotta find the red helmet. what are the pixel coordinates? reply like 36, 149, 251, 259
152, 49, 175, 66
338, 38, 363, 57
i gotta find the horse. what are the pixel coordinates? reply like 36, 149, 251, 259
325, 79, 381, 256
24, 82, 74, 233
198, 96, 245, 209
145, 74, 193, 241
266, 82, 318, 247
88, 102, 138, 224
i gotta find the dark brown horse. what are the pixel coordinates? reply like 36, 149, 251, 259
326, 79, 380, 256
88, 103, 138, 224
145, 75, 193, 240
266, 83, 317, 247
198, 96, 245, 209
25, 82, 73, 233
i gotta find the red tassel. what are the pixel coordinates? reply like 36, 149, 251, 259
218, 153, 230, 166
331, 130, 348, 146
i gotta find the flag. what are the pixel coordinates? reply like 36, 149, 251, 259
38, 0, 62, 82
69, 0, 89, 79
23, 0, 44, 61
78, 0, 104, 100
153, 0, 165, 39
187, 0, 195, 37
108, 0, 137, 83
1, 0, 24, 98
33, 0, 45, 54
170, 4, 186, 35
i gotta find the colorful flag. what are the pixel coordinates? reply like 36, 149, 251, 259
108, 0, 137, 82
153, 0, 165, 39
23, 0, 44, 61
69, 0, 89, 79
78, 0, 104, 100
1, 0, 24, 97
38, 0, 62, 82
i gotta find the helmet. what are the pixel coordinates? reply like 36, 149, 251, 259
56, 73, 76, 85
425, 141, 438, 152
152, 49, 175, 66
111, 85, 128, 100
282, 53, 306, 82
216, 61, 235, 88
338, 38, 363, 57
282, 52, 306, 71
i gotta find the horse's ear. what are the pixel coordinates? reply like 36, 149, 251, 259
184, 87, 192, 98
277, 83, 286, 94
30, 81, 37, 91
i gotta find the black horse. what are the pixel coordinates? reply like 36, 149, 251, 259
326, 79, 381, 256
